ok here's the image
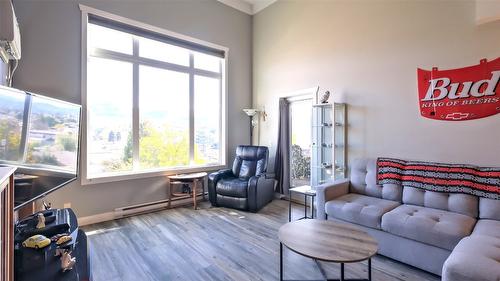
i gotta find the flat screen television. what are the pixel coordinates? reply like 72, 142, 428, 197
0, 85, 81, 210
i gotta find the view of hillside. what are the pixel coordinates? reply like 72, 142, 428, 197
0, 89, 80, 172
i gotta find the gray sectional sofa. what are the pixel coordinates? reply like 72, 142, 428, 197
316, 158, 500, 280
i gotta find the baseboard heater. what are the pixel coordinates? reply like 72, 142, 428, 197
114, 193, 207, 218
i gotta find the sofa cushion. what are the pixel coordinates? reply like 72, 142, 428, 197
350, 158, 402, 201
442, 235, 500, 281
402, 186, 478, 218
216, 178, 248, 198
472, 219, 500, 239
479, 197, 500, 220
381, 205, 476, 250
325, 193, 400, 229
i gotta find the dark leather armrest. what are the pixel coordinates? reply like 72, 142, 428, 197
247, 173, 276, 212
208, 169, 233, 206
208, 169, 233, 182
260, 172, 275, 180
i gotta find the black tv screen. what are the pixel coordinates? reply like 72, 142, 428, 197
0, 85, 81, 210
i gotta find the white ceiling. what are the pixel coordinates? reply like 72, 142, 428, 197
218, 0, 277, 15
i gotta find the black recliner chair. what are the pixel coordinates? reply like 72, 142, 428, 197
208, 145, 275, 212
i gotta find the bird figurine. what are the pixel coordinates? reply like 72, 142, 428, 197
320, 91, 330, 104
36, 213, 45, 229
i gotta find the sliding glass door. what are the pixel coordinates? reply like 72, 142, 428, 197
289, 98, 312, 187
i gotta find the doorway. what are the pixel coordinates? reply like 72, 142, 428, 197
288, 97, 312, 188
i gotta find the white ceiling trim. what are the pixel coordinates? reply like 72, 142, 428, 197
250, 0, 277, 14
218, 0, 277, 15
218, 0, 253, 15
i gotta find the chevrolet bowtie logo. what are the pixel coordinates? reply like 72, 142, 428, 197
445, 112, 469, 120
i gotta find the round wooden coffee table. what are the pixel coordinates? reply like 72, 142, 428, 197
278, 219, 378, 281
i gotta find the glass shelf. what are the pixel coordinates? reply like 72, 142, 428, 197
312, 144, 333, 148
311, 103, 346, 186
312, 165, 344, 170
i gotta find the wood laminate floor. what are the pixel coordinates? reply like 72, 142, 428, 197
82, 200, 440, 281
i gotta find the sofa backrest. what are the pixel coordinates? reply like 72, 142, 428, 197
351, 158, 483, 218
402, 187, 478, 218
350, 158, 402, 201
479, 197, 500, 220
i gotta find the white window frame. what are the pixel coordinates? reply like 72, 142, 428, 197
80, 5, 228, 185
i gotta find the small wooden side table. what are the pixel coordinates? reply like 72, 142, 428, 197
168, 172, 207, 210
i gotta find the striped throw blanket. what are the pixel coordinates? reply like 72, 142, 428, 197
377, 157, 500, 199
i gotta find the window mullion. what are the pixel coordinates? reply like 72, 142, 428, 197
132, 38, 140, 170
18, 94, 32, 162
189, 53, 195, 164
218, 61, 223, 164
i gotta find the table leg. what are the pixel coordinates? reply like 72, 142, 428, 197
280, 242, 283, 281
314, 259, 328, 281
340, 263, 345, 281
167, 179, 172, 209
288, 191, 292, 222
193, 180, 197, 210
368, 258, 372, 281
304, 194, 307, 218
202, 178, 206, 201
311, 195, 315, 219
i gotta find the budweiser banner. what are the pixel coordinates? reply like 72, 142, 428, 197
417, 57, 500, 121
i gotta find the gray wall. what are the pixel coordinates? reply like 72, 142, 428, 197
0, 62, 7, 86
253, 0, 500, 172
12, 0, 252, 217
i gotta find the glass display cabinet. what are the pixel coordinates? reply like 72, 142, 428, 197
311, 103, 346, 186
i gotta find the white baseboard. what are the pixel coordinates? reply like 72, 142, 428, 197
77, 196, 206, 226
78, 211, 115, 226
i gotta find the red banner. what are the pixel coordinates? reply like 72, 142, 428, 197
417, 58, 500, 121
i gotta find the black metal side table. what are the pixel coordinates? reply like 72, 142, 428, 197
288, 185, 316, 222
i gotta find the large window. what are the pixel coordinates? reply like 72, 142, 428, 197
84, 12, 226, 182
